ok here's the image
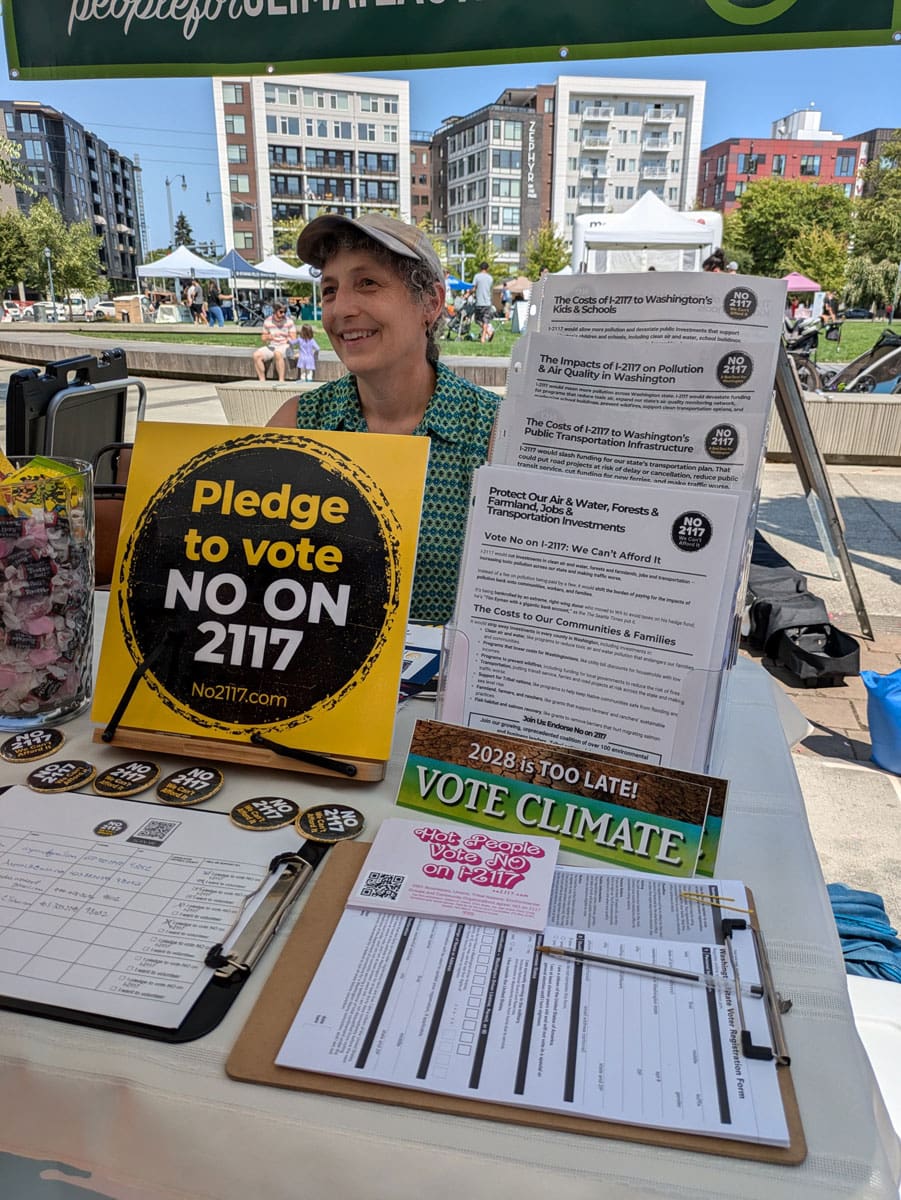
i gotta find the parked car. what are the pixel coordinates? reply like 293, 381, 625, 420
842, 306, 875, 320
91, 300, 118, 321
2, 300, 22, 321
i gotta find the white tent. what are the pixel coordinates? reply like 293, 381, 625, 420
253, 254, 308, 280
570, 193, 723, 274
136, 245, 230, 279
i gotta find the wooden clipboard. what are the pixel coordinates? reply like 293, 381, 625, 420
226, 841, 807, 1165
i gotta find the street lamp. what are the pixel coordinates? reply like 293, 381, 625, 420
43, 247, 56, 321
164, 173, 188, 248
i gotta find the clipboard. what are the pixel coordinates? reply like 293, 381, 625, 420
226, 841, 807, 1164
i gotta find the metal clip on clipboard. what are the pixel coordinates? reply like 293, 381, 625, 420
206, 846, 329, 983
722, 917, 793, 1066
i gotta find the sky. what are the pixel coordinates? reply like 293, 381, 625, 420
1, 26, 899, 257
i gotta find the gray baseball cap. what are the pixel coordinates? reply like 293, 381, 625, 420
297, 213, 444, 283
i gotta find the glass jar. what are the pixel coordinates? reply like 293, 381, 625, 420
0, 457, 94, 728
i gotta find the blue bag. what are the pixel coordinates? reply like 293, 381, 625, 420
862, 668, 901, 774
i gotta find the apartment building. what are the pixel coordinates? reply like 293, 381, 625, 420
430, 85, 555, 275
698, 110, 861, 213
551, 76, 705, 238
410, 133, 432, 219
849, 127, 898, 197
1, 100, 143, 288
211, 74, 411, 261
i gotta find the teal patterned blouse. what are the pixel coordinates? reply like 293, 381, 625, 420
293, 362, 499, 624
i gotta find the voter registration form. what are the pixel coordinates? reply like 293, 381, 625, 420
277, 867, 790, 1146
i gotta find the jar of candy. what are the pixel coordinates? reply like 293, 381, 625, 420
0, 456, 94, 728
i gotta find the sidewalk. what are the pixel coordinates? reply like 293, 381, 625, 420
2, 358, 899, 923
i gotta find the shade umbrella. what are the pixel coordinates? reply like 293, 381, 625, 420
782, 271, 821, 292
504, 275, 534, 297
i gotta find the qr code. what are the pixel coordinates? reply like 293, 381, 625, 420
127, 818, 181, 847
360, 871, 406, 901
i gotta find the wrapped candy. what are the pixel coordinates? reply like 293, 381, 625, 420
0, 456, 94, 728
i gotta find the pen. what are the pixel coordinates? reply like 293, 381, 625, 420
539, 944, 763, 999
249, 731, 358, 778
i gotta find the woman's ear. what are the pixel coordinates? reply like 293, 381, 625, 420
424, 282, 445, 327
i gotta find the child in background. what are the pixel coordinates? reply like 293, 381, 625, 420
295, 325, 319, 382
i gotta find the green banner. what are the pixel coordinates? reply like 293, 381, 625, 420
4, 1, 899, 80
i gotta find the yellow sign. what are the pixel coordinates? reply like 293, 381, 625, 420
93, 423, 428, 761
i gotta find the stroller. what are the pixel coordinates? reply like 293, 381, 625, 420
822, 327, 901, 394
444, 295, 476, 340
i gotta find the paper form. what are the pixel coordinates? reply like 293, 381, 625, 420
0, 787, 298, 1029
277, 867, 789, 1145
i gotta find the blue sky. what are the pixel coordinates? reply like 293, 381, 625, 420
1, 26, 899, 256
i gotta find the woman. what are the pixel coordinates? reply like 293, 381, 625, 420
269, 213, 498, 624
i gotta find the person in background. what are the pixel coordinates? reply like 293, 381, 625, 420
295, 324, 319, 381
206, 281, 225, 328
187, 278, 204, 324
472, 260, 494, 344
268, 213, 498, 623
701, 248, 726, 273
726, 261, 739, 274
219, 288, 234, 322
823, 291, 840, 323
500, 280, 512, 319
253, 301, 297, 381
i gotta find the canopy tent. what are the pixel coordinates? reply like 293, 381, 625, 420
571, 192, 722, 274
783, 271, 821, 292
136, 245, 229, 280
254, 254, 309, 280
218, 250, 265, 277
445, 274, 470, 292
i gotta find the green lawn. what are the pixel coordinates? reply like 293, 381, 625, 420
816, 319, 895, 363
74, 320, 524, 358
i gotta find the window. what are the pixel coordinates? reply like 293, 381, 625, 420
570, 128, 580, 142
567, 184, 576, 198
229, 173, 250, 193
835, 153, 856, 176
567, 156, 578, 171
492, 178, 521, 198
222, 83, 244, 104
737, 152, 763, 174
360, 94, 380, 113
501, 206, 519, 227
234, 231, 254, 250
329, 92, 349, 111
492, 148, 522, 170
671, 158, 680, 174
306, 148, 353, 170
772, 154, 786, 176
4, 111, 15, 133
271, 144, 301, 166
491, 234, 519, 252
618, 130, 628, 144
266, 115, 277, 134
614, 185, 625, 200
629, 130, 638, 145
225, 114, 246, 135
627, 158, 636, 172
383, 124, 398, 144
716, 154, 727, 175
280, 116, 300, 136
800, 155, 820, 176
232, 203, 255, 222
672, 130, 682, 145
305, 119, 328, 138
20, 112, 41, 133
358, 123, 377, 141
384, 96, 398, 114
668, 188, 679, 202
503, 120, 522, 140
265, 83, 298, 105
333, 121, 352, 139
544, 98, 554, 113
714, 181, 724, 203
227, 144, 247, 163
616, 158, 626, 172
23, 139, 43, 159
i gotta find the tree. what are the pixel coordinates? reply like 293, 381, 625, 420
780, 226, 848, 295
173, 211, 193, 248
55, 218, 103, 301
851, 135, 901, 266
21, 199, 102, 303
0, 209, 30, 296
522, 222, 569, 277
0, 133, 32, 192
459, 220, 498, 279
844, 256, 898, 309
736, 178, 852, 276
273, 215, 307, 264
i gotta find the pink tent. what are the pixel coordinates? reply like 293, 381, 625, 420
782, 271, 821, 292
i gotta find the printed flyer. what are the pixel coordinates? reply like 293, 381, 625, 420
347, 816, 558, 931
440, 463, 740, 773
395, 720, 727, 877
93, 423, 428, 761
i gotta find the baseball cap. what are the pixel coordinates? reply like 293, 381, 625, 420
727, 261, 739, 271
297, 213, 443, 283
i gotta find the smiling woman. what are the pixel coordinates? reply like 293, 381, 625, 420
269, 213, 499, 624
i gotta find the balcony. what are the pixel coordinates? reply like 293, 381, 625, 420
642, 138, 671, 152
579, 165, 608, 179
639, 163, 669, 179
578, 190, 607, 207
644, 107, 676, 122
582, 133, 610, 149
582, 106, 614, 121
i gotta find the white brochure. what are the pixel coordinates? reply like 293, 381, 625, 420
440, 465, 740, 772
277, 867, 789, 1147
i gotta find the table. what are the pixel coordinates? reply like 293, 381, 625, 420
1, 599, 899, 1200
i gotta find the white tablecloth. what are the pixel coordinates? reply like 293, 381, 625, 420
1, 599, 899, 1199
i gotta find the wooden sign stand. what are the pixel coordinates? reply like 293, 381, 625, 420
90, 725, 386, 782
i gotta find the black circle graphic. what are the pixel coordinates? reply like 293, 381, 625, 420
716, 351, 753, 389
118, 435, 401, 733
704, 424, 740, 460
723, 286, 758, 321
671, 511, 714, 553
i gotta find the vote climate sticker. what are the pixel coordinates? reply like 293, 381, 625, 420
115, 433, 402, 735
